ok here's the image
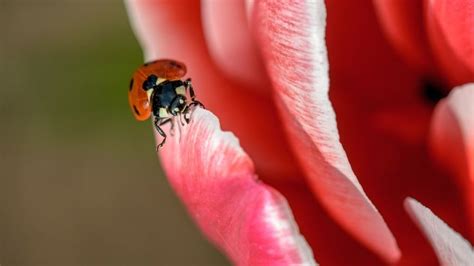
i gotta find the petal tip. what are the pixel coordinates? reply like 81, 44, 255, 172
404, 197, 474, 266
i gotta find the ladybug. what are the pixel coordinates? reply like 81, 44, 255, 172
128, 59, 204, 149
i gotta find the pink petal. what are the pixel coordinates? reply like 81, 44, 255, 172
404, 197, 474, 266
201, 0, 268, 92
252, 0, 400, 263
428, 0, 474, 76
426, 0, 474, 86
429, 83, 474, 238
156, 109, 316, 265
372, 0, 435, 74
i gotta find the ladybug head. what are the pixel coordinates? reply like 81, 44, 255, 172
170, 95, 187, 115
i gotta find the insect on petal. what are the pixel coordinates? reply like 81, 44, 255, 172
252, 0, 400, 263
125, 0, 301, 182
156, 109, 317, 266
404, 197, 474, 266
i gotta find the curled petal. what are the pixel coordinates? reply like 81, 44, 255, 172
404, 197, 474, 266
429, 83, 474, 237
157, 109, 316, 266
372, 0, 435, 74
252, 0, 400, 262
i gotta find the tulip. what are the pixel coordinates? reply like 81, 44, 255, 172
125, 0, 473, 265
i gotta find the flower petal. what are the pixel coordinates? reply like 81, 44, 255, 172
371, 104, 433, 145
157, 109, 316, 265
428, 0, 474, 76
321, 1, 469, 263
429, 83, 474, 238
372, 0, 435, 74
404, 197, 474, 266
426, 0, 474, 86
252, 0, 400, 262
125, 0, 301, 181
201, 0, 268, 92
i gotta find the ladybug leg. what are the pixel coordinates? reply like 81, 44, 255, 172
169, 117, 176, 136
158, 117, 172, 127
184, 78, 205, 108
178, 113, 186, 127
191, 100, 205, 108
183, 79, 205, 123
154, 117, 170, 150
180, 113, 187, 126
177, 107, 186, 127
182, 102, 203, 124
183, 105, 192, 124
184, 78, 196, 101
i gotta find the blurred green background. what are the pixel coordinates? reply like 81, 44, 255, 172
0, 1, 228, 265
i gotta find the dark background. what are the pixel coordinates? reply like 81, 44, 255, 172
0, 1, 228, 265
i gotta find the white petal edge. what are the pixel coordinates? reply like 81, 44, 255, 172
439, 83, 474, 182
404, 197, 474, 266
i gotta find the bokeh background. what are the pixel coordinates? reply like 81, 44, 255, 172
0, 1, 228, 265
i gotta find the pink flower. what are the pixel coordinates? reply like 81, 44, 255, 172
125, 0, 473, 265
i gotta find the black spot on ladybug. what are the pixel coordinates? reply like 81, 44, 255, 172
133, 105, 140, 115
143, 75, 158, 90
129, 78, 134, 91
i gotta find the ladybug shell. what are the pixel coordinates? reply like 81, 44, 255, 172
128, 59, 187, 121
